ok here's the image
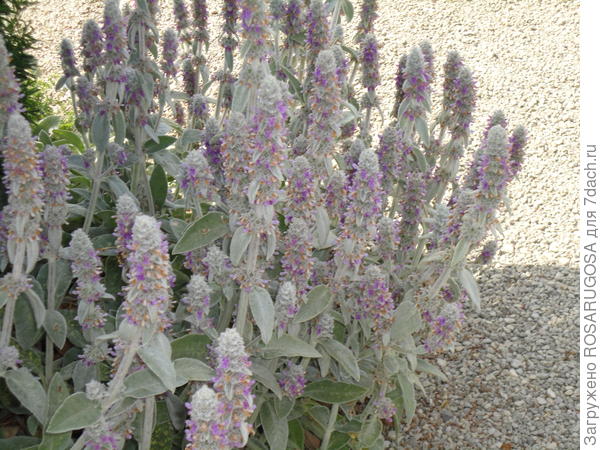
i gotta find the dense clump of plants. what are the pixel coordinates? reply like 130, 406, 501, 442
0, 0, 527, 448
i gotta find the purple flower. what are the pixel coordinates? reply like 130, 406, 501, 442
212, 328, 255, 448
476, 240, 497, 264
358, 265, 395, 338
182, 57, 197, 97
202, 117, 224, 183
179, 149, 218, 205
474, 124, 510, 212
335, 148, 383, 274
391, 54, 407, 117
103, 0, 129, 66
62, 229, 108, 329
185, 385, 221, 449
423, 302, 464, 352
122, 215, 174, 331
274, 281, 299, 331
278, 361, 306, 398
398, 171, 426, 257
449, 66, 476, 142
306, 0, 330, 58
189, 93, 209, 125
182, 274, 213, 332
442, 51, 464, 118
401, 46, 430, 122
360, 34, 380, 95
374, 394, 397, 423
173, 0, 191, 41
376, 217, 399, 263
192, 0, 209, 45
75, 76, 97, 129
419, 40, 434, 82
285, 156, 319, 225
508, 125, 527, 180
282, 0, 304, 46
113, 195, 140, 263
325, 170, 347, 223
221, 0, 240, 51
240, 0, 270, 61
357, 0, 377, 38
376, 124, 410, 195
80, 20, 104, 75
0, 36, 22, 124
161, 29, 179, 78
40, 145, 70, 254
60, 39, 80, 79
2, 114, 43, 272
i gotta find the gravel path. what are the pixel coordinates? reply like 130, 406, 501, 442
23, 1, 580, 448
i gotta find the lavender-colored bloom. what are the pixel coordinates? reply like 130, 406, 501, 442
376, 217, 399, 263
80, 342, 110, 367
360, 34, 380, 94
401, 46, 430, 122
75, 76, 97, 129
192, 0, 209, 45
285, 156, 318, 225
270, 0, 285, 21
398, 171, 426, 257
325, 170, 347, 223
306, 0, 330, 58
358, 265, 394, 337
423, 302, 464, 352
107, 142, 128, 167
182, 57, 197, 97
161, 29, 179, 78
60, 39, 80, 79
246, 75, 290, 207
449, 66, 476, 142
475, 125, 510, 211
274, 281, 298, 330
391, 54, 407, 117
40, 145, 70, 254
426, 203, 449, 250
179, 149, 218, 204
212, 328, 255, 448
306, 49, 342, 168
113, 195, 140, 262
185, 385, 221, 450
315, 312, 334, 338
202, 117, 224, 181
80, 20, 104, 75
189, 93, 209, 125
278, 361, 306, 398
240, 0, 270, 61
221, 0, 240, 51
441, 51, 464, 116
508, 125, 527, 180
0, 36, 22, 125
182, 274, 213, 332
222, 112, 252, 214
123, 215, 174, 331
357, 0, 377, 38
344, 138, 365, 182
203, 245, 231, 284
62, 229, 108, 329
2, 114, 43, 272
0, 274, 31, 321
476, 240, 497, 265
103, 0, 129, 66
377, 124, 410, 195
174, 101, 186, 127
335, 148, 383, 274
173, 0, 191, 39
374, 394, 397, 423
282, 0, 304, 46
419, 40, 434, 82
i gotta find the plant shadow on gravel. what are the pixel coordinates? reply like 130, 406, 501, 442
397, 263, 578, 449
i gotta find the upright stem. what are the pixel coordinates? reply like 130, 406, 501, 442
320, 403, 339, 450
45, 258, 58, 381
0, 255, 23, 348
236, 236, 259, 337
140, 397, 156, 450
83, 150, 104, 232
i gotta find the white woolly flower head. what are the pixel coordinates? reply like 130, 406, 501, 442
190, 385, 219, 423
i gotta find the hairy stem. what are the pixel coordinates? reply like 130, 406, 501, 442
320, 403, 339, 450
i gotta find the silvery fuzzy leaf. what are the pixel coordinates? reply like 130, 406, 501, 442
315, 206, 330, 247
173, 358, 214, 382
266, 230, 277, 260
359, 416, 382, 448
44, 310, 68, 349
113, 110, 126, 145
293, 285, 331, 324
416, 359, 448, 382
179, 128, 204, 148
397, 372, 416, 423
46, 392, 100, 434
124, 369, 169, 398
25, 288, 46, 328
262, 334, 322, 359
319, 338, 360, 381
303, 380, 367, 404
319, 352, 331, 378
152, 149, 181, 178
250, 359, 283, 399
247, 179, 259, 204
72, 361, 96, 393
5, 368, 48, 425
261, 399, 289, 450
458, 268, 481, 313
91, 113, 110, 153
451, 238, 471, 266
249, 286, 275, 344
144, 124, 160, 143
232, 84, 250, 113
138, 333, 177, 392
230, 227, 252, 266
172, 212, 229, 254
105, 175, 131, 199
390, 301, 422, 340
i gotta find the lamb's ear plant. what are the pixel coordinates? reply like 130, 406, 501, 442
0, 0, 528, 448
